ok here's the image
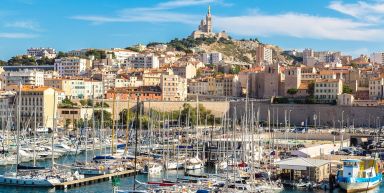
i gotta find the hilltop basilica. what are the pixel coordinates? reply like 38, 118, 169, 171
190, 6, 229, 40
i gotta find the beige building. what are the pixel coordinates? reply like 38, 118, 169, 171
314, 79, 343, 103
189, 79, 209, 95
172, 63, 197, 79
369, 77, 383, 100
143, 72, 161, 86
215, 74, 241, 97
337, 93, 354, 106
7, 85, 61, 129
58, 107, 111, 129
160, 74, 187, 101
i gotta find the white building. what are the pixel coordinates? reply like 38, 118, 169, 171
54, 57, 90, 77
27, 47, 57, 59
109, 48, 137, 63
255, 46, 273, 65
201, 52, 223, 65
160, 74, 187, 101
1, 69, 45, 86
314, 79, 343, 103
370, 52, 384, 65
45, 78, 103, 99
369, 77, 383, 100
124, 54, 160, 69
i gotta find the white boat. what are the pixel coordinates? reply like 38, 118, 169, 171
141, 162, 163, 174
337, 158, 382, 193
0, 172, 61, 187
185, 157, 204, 170
164, 160, 184, 170
53, 144, 78, 155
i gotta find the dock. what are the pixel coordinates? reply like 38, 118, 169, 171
55, 170, 137, 190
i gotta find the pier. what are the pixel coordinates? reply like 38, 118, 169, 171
55, 170, 137, 190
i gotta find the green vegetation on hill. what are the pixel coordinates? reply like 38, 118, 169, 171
168, 37, 233, 52
85, 49, 115, 60
125, 47, 141, 52
6, 55, 55, 66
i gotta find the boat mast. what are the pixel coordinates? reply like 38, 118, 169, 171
16, 83, 22, 175
124, 95, 130, 155
133, 93, 140, 190
196, 94, 199, 159
51, 91, 56, 169
33, 105, 37, 166
111, 91, 116, 155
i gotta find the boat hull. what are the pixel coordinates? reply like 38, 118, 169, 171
0, 175, 60, 187
339, 179, 382, 193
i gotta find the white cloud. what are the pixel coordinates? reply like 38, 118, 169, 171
157, 0, 217, 9
215, 13, 384, 41
5, 21, 41, 31
72, 11, 198, 25
329, 1, 384, 22
72, 0, 217, 24
0, 32, 37, 39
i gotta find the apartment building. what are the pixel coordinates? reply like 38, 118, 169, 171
1, 69, 45, 86
123, 54, 160, 69
7, 85, 61, 129
369, 77, 384, 100
45, 78, 103, 99
189, 79, 209, 95
314, 79, 343, 103
370, 52, 384, 65
160, 74, 187, 101
215, 74, 241, 97
255, 45, 273, 65
27, 47, 57, 59
54, 57, 91, 76
171, 63, 197, 79
201, 52, 223, 65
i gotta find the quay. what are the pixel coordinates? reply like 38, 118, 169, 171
55, 170, 137, 190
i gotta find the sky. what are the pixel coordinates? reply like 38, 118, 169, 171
1, 0, 384, 60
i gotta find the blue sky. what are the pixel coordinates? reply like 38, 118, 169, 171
1, 0, 384, 60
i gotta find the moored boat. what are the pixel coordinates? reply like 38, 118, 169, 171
336, 158, 382, 193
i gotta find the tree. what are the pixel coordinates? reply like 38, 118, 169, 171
0, 60, 7, 66
93, 110, 113, 128
36, 57, 54, 65
343, 85, 353, 94
64, 119, 71, 129
86, 99, 93, 107
287, 88, 298, 96
95, 102, 109, 108
307, 82, 315, 96
59, 98, 77, 108
57, 51, 68, 58
79, 99, 87, 106
125, 47, 140, 52
8, 55, 36, 66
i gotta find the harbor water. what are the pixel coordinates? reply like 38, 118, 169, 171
0, 150, 383, 193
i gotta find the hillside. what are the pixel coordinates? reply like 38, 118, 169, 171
166, 37, 295, 65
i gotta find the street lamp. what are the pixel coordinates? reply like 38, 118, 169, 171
288, 110, 293, 131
